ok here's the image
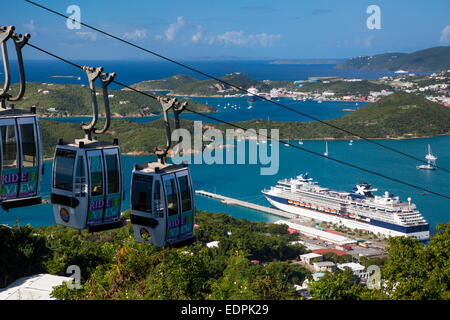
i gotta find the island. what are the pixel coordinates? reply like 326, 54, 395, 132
336, 46, 450, 72
40, 91, 450, 158
7, 82, 216, 118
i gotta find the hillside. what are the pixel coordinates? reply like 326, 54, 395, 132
40, 92, 450, 158
7, 82, 216, 117
337, 46, 450, 72
40, 117, 195, 158
169, 72, 267, 96
0, 214, 448, 300
130, 74, 198, 91
0, 211, 309, 299
209, 92, 450, 140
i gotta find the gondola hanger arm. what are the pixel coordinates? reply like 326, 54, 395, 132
93, 71, 116, 135
155, 96, 178, 164
7, 31, 31, 103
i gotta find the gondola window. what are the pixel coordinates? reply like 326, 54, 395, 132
164, 178, 178, 216
54, 149, 76, 191
131, 174, 152, 213
74, 156, 86, 197
178, 175, 192, 212
1, 125, 18, 169
106, 154, 119, 194
89, 155, 103, 196
20, 124, 37, 167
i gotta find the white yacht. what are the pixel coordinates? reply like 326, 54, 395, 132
416, 144, 437, 170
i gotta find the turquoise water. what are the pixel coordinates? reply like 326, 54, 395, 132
42, 98, 364, 124
1, 135, 449, 235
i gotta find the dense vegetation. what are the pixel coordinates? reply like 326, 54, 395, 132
8, 82, 215, 117
0, 212, 448, 300
130, 74, 198, 91
0, 211, 309, 300
40, 117, 198, 158
337, 46, 450, 72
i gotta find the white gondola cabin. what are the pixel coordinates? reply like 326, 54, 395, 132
0, 108, 43, 209
0, 26, 43, 209
130, 162, 195, 247
51, 139, 124, 232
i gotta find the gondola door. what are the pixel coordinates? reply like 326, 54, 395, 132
16, 117, 40, 199
162, 173, 181, 243
86, 150, 105, 226
103, 148, 122, 224
175, 170, 195, 240
0, 119, 20, 200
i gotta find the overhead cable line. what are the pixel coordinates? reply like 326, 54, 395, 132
23, 0, 450, 174
25, 42, 450, 200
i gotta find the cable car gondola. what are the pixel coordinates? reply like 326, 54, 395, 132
130, 97, 196, 247
51, 66, 125, 232
0, 26, 43, 210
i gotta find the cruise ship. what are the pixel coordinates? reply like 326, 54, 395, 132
262, 173, 430, 240
247, 86, 261, 102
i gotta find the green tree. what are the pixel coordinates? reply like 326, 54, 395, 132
309, 272, 358, 300
209, 253, 259, 300
382, 223, 450, 299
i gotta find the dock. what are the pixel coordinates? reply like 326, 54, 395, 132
195, 190, 296, 219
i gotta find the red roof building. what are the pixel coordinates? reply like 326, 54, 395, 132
312, 248, 348, 256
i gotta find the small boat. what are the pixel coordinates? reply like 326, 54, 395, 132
324, 141, 328, 157
349, 140, 353, 146
299, 139, 303, 145
416, 144, 437, 170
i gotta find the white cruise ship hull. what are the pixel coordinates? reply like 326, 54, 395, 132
263, 191, 430, 241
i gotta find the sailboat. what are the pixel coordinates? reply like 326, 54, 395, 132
284, 139, 290, 147
298, 139, 303, 145
349, 140, 353, 146
324, 141, 328, 157
416, 144, 437, 170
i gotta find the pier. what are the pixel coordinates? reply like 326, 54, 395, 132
195, 190, 296, 219
195, 190, 388, 254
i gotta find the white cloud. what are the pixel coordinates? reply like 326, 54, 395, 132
123, 29, 147, 40
440, 25, 450, 44
76, 31, 98, 42
157, 17, 282, 47
158, 16, 186, 41
22, 20, 36, 32
192, 26, 203, 43
208, 30, 282, 47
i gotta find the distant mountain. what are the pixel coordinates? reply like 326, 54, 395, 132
337, 46, 450, 72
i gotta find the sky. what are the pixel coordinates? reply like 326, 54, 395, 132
1, 0, 449, 61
